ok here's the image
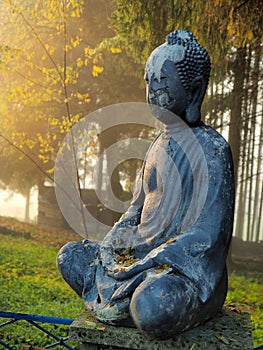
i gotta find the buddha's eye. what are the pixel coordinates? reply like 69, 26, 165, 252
157, 75, 167, 82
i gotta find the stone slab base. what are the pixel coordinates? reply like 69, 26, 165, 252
69, 303, 253, 350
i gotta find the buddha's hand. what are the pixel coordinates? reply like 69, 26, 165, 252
108, 257, 155, 281
107, 239, 179, 280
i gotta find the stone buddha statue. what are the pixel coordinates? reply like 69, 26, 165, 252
57, 30, 235, 339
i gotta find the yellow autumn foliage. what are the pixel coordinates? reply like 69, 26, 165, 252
92, 65, 104, 77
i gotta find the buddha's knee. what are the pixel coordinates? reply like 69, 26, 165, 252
57, 241, 99, 296
130, 274, 198, 339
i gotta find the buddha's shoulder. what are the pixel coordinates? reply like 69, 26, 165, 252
193, 123, 231, 153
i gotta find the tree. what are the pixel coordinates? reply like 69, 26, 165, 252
0, 0, 104, 226
0, 0, 148, 227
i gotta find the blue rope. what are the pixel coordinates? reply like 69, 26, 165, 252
0, 311, 75, 350
0, 312, 73, 325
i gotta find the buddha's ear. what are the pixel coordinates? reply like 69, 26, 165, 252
185, 76, 207, 125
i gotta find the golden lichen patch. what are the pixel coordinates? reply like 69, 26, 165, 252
113, 267, 126, 273
154, 264, 171, 274
166, 237, 176, 244
115, 247, 139, 267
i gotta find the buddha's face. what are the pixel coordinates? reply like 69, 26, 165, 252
145, 59, 191, 122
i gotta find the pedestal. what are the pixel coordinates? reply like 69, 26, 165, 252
69, 304, 253, 350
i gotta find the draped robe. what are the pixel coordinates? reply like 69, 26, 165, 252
68, 122, 235, 324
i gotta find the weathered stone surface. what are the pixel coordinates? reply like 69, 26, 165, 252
69, 304, 253, 350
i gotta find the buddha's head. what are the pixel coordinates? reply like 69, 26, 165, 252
145, 30, 210, 125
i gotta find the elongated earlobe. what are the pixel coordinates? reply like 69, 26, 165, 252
185, 77, 206, 125
185, 104, 201, 125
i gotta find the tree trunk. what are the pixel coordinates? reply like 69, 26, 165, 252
24, 183, 31, 222
228, 47, 246, 186
234, 46, 251, 239
227, 47, 246, 263
250, 45, 261, 240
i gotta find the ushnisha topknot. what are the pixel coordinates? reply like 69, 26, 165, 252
166, 30, 196, 46
146, 30, 211, 91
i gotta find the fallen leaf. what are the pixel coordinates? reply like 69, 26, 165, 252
214, 333, 230, 345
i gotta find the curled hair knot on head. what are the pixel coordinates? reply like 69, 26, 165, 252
166, 30, 211, 91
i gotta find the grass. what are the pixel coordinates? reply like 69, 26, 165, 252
0, 217, 262, 348
0, 217, 83, 349
227, 272, 263, 347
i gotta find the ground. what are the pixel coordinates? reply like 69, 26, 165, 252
0, 216, 262, 348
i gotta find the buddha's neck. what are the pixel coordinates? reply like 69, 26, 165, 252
165, 120, 203, 133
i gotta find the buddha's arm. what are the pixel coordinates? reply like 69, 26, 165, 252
99, 169, 145, 268
109, 143, 234, 283
115, 170, 145, 228
102, 133, 162, 236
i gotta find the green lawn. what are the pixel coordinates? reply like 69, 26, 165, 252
0, 218, 83, 349
0, 218, 262, 348
226, 272, 263, 347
